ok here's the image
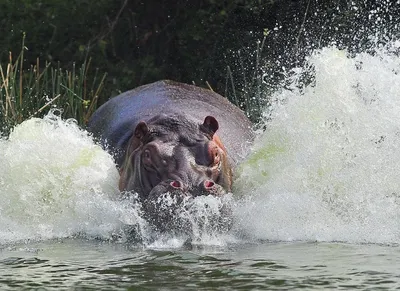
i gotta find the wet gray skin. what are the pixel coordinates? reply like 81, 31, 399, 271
119, 114, 230, 200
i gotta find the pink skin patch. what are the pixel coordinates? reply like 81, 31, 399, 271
212, 134, 226, 153
204, 180, 215, 189
170, 180, 183, 189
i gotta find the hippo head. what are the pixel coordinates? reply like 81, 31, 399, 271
118, 114, 232, 200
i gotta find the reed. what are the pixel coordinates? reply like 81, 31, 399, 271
0, 36, 107, 135
224, 34, 270, 125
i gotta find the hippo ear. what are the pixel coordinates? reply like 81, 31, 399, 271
201, 116, 219, 138
134, 121, 149, 140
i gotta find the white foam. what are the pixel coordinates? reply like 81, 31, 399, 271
0, 111, 134, 244
235, 44, 400, 244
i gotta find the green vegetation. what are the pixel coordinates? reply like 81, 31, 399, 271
0, 35, 106, 134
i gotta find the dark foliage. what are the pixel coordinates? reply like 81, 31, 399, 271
1, 0, 399, 124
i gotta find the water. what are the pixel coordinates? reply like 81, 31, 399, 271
234, 43, 400, 245
0, 240, 399, 290
2, 42, 400, 290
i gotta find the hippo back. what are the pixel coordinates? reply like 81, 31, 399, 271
88, 80, 254, 167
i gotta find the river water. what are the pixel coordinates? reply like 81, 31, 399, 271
1, 240, 399, 290
1, 37, 400, 291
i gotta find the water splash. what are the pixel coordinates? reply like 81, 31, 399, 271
146, 194, 235, 249
0, 110, 137, 244
0, 110, 232, 246
234, 42, 400, 244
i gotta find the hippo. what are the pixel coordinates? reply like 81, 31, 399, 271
88, 80, 254, 231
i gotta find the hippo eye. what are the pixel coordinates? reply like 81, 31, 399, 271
142, 149, 152, 165
209, 147, 220, 166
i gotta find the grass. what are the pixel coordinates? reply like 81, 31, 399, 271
0, 35, 107, 135
224, 34, 270, 126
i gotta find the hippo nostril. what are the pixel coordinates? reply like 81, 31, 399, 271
204, 180, 215, 189
170, 180, 183, 189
